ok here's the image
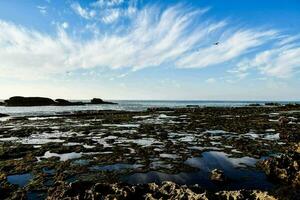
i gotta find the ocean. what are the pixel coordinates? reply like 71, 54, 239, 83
0, 100, 299, 117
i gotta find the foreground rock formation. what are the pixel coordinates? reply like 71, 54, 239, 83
44, 181, 277, 200
259, 153, 300, 188
210, 169, 226, 182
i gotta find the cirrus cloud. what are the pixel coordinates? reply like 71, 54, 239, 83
0, 4, 299, 81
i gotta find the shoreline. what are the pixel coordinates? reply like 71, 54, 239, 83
0, 105, 299, 199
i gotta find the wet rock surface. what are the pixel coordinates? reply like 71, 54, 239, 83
210, 169, 226, 182
259, 153, 300, 188
0, 105, 299, 199
46, 181, 278, 200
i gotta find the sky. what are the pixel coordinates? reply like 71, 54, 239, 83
0, 0, 300, 100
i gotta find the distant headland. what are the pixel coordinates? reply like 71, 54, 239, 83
0, 96, 117, 107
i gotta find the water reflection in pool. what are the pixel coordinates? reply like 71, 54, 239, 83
123, 151, 273, 191
7, 173, 33, 187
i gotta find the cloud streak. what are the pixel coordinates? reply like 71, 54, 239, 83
233, 35, 300, 78
0, 4, 300, 80
71, 2, 96, 19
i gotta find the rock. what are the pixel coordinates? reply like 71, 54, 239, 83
187, 105, 200, 108
4, 96, 56, 107
248, 103, 261, 107
216, 190, 277, 200
55, 99, 84, 106
265, 102, 281, 106
295, 143, 300, 154
0, 172, 7, 181
0, 187, 12, 200
278, 116, 290, 126
46, 181, 280, 200
210, 169, 226, 182
90, 98, 117, 105
0, 113, 9, 118
258, 154, 300, 188
0, 102, 4, 106
3, 96, 119, 106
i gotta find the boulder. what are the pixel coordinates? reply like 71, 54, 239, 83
0, 113, 9, 118
90, 98, 117, 105
210, 169, 226, 182
4, 96, 56, 107
55, 99, 84, 106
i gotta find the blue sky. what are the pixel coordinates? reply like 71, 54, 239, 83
0, 0, 299, 100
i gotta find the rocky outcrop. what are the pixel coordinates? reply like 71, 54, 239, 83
4, 96, 56, 107
265, 102, 281, 106
210, 169, 226, 182
215, 190, 277, 200
0, 113, 9, 118
90, 98, 117, 105
55, 99, 84, 106
46, 181, 277, 200
3, 96, 117, 107
258, 154, 299, 188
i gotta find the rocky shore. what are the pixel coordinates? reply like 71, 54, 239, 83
2, 96, 117, 107
0, 104, 299, 199
45, 181, 278, 200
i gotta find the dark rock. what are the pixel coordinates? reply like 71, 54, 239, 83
265, 102, 281, 106
210, 169, 226, 182
0, 187, 12, 200
278, 116, 290, 126
0, 113, 9, 118
187, 105, 200, 108
90, 98, 117, 105
0, 102, 4, 106
4, 96, 56, 107
248, 103, 261, 107
64, 181, 94, 197
55, 99, 84, 106
46, 181, 278, 200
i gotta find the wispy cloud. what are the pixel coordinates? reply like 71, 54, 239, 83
176, 30, 278, 68
205, 78, 216, 83
71, 2, 96, 20
1, 4, 300, 80
92, 0, 125, 8
101, 8, 121, 24
37, 5, 47, 15
73, 0, 137, 24
233, 35, 300, 78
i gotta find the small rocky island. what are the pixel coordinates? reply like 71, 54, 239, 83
1, 96, 117, 107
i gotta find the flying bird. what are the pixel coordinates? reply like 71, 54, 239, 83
214, 42, 219, 46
